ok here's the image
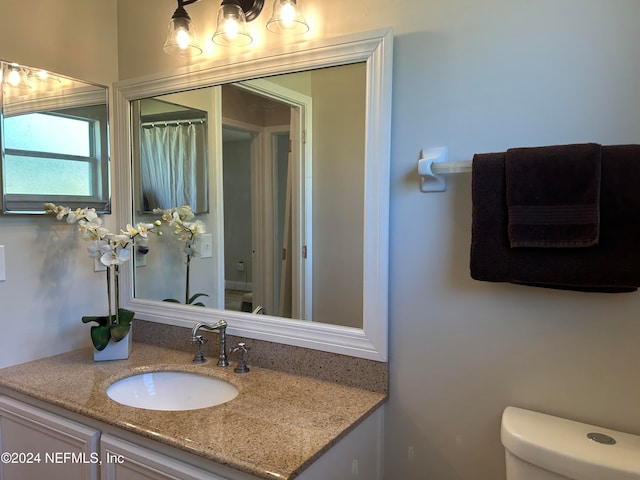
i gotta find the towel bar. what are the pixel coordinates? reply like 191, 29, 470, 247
418, 147, 472, 192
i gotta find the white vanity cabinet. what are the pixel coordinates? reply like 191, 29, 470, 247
0, 396, 100, 480
0, 394, 384, 480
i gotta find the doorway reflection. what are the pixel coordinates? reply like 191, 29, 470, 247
221, 120, 292, 317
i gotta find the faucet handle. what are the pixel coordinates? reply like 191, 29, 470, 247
191, 335, 208, 363
232, 342, 248, 353
231, 342, 250, 374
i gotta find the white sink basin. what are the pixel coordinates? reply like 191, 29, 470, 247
106, 371, 238, 411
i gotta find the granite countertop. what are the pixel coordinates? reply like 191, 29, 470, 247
0, 343, 386, 479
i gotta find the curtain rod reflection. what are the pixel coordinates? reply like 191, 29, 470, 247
141, 118, 207, 129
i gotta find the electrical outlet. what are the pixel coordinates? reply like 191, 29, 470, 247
236, 261, 245, 272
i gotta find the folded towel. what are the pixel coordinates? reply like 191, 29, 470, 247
505, 143, 601, 248
470, 145, 640, 293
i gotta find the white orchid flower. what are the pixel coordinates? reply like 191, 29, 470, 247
56, 206, 70, 221
111, 234, 130, 249
100, 244, 131, 266
189, 220, 206, 236
78, 218, 107, 241
177, 205, 195, 221
87, 240, 106, 258
83, 208, 98, 221
66, 208, 85, 223
170, 211, 183, 228
134, 222, 156, 238
123, 224, 139, 237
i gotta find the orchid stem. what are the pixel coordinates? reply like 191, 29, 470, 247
106, 266, 113, 325
114, 264, 120, 325
185, 255, 191, 304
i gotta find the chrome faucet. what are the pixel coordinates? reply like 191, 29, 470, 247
190, 320, 229, 366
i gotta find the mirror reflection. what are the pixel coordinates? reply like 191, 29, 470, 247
137, 98, 209, 214
132, 62, 366, 328
1, 60, 110, 214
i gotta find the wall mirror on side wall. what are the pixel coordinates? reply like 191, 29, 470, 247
0, 60, 110, 214
115, 28, 392, 361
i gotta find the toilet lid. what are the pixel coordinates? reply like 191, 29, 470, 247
501, 406, 640, 480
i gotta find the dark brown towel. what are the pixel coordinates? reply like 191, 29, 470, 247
470, 145, 640, 293
505, 143, 601, 248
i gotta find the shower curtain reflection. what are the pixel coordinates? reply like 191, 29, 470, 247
140, 121, 208, 213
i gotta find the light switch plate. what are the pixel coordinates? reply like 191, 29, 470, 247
0, 245, 5, 281
94, 258, 106, 272
200, 234, 213, 258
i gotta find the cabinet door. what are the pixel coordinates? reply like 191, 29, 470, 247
0, 396, 100, 480
101, 434, 231, 480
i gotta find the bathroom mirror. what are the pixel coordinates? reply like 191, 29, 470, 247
115, 28, 392, 360
0, 60, 110, 214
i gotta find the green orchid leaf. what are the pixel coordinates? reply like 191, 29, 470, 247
110, 323, 130, 342
162, 294, 208, 306
82, 315, 110, 327
117, 308, 135, 326
187, 293, 209, 304
110, 309, 134, 343
90, 325, 111, 351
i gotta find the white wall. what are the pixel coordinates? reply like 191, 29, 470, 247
384, 3, 640, 478
0, 0, 119, 368
2, 1, 640, 479
311, 64, 365, 328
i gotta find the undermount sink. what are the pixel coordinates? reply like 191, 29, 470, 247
106, 371, 238, 411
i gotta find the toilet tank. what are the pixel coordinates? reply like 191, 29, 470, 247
501, 406, 640, 480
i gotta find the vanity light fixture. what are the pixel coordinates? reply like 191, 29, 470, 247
212, 0, 263, 47
27, 69, 62, 86
164, 0, 308, 56
5, 64, 25, 87
2, 64, 62, 91
163, 0, 204, 56
266, 0, 309, 35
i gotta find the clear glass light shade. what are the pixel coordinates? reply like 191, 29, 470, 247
2, 64, 31, 90
266, 0, 309, 35
6, 65, 25, 87
212, 3, 252, 47
163, 14, 203, 56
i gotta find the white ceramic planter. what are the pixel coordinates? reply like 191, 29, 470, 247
93, 330, 132, 361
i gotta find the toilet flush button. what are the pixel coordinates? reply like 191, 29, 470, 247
587, 432, 616, 445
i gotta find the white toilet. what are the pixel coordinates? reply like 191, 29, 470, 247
501, 406, 640, 480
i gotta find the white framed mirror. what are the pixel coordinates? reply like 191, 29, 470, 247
114, 28, 392, 361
